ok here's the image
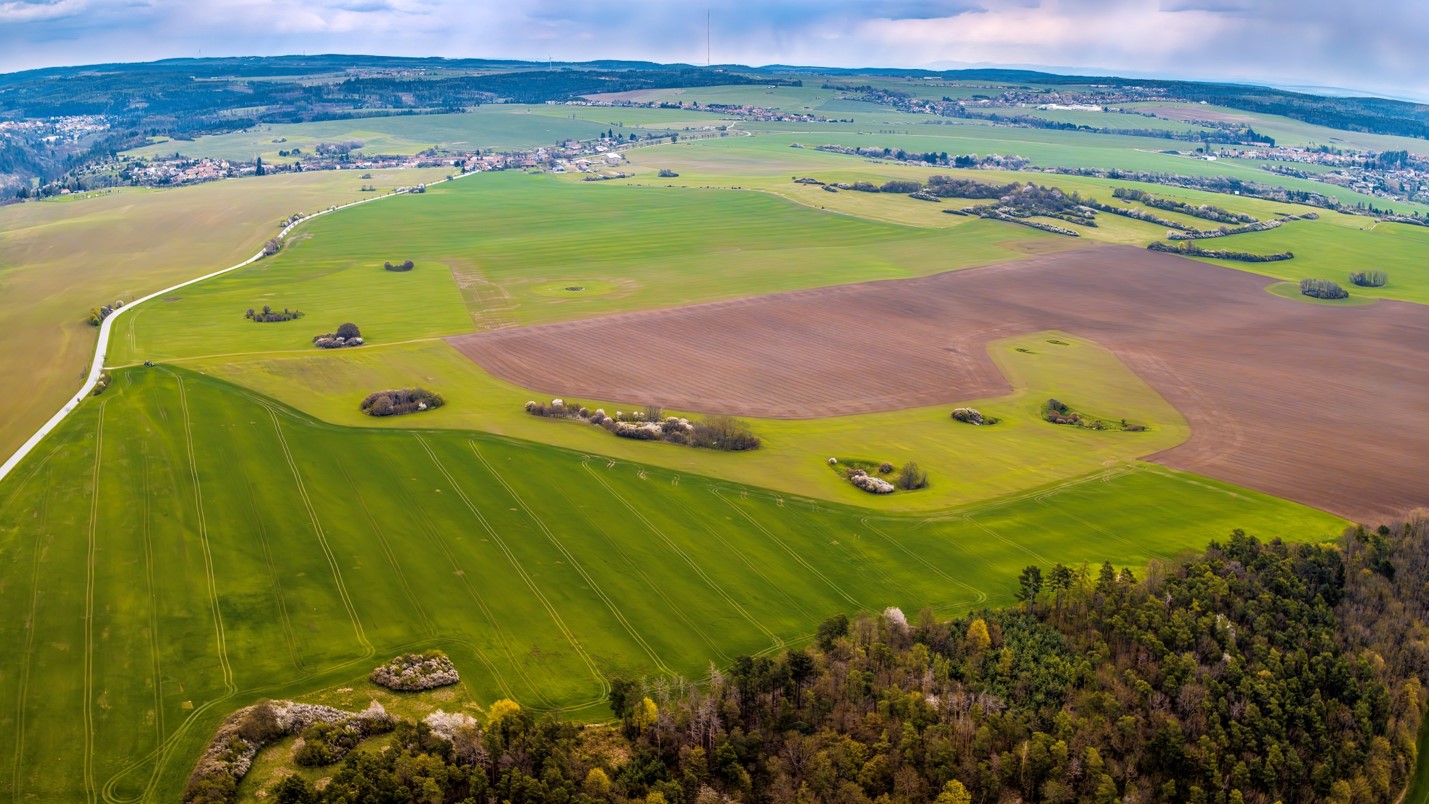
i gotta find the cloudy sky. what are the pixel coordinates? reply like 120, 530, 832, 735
2, 0, 1426, 100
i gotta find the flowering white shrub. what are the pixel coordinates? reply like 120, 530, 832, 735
848, 470, 895, 494
424, 709, 478, 742
883, 607, 909, 631
370, 651, 460, 691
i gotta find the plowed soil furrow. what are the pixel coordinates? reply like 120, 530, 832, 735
450, 246, 1429, 523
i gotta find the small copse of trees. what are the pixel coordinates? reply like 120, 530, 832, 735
383, 260, 415, 272
1044, 398, 1145, 431
245, 305, 302, 323
1349, 270, 1388, 287
313, 322, 363, 348
525, 398, 760, 451
1300, 278, 1350, 299
951, 407, 998, 425
360, 388, 444, 417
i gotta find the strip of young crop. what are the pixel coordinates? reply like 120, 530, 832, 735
0, 367, 1346, 800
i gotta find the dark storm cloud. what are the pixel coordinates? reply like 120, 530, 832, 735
0, 0, 1424, 100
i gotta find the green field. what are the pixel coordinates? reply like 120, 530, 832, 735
0, 366, 1347, 801
182, 331, 1188, 512
124, 106, 683, 164
5, 82, 1423, 802
0, 167, 451, 463
108, 170, 1057, 367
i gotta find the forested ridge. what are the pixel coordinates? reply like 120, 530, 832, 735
226, 516, 1429, 804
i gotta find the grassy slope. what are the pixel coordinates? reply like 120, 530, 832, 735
189, 331, 1188, 512
108, 170, 1059, 365
0, 167, 450, 462
0, 366, 1347, 801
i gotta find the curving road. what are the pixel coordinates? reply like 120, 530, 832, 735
0, 171, 473, 487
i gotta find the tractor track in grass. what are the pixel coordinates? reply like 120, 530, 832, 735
8, 457, 54, 802
574, 454, 775, 660
709, 486, 866, 610
397, 485, 538, 708
262, 404, 373, 656
242, 476, 307, 673
470, 444, 675, 674
416, 436, 610, 705
168, 370, 236, 697
83, 400, 108, 803
137, 434, 168, 801
335, 463, 439, 641
859, 517, 989, 607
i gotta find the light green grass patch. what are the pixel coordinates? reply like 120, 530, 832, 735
117, 170, 1061, 365
1264, 281, 1377, 306
189, 331, 1189, 512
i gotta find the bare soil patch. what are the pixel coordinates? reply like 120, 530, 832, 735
450, 246, 1429, 523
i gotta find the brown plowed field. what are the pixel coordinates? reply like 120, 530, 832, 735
450, 246, 1429, 523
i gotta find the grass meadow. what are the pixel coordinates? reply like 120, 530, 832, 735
0, 167, 451, 463
0, 366, 1347, 801
188, 332, 1190, 512
108, 170, 1056, 365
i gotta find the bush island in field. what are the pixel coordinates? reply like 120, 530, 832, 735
369, 650, 460, 691
1148, 240, 1294, 262
360, 388, 444, 417
847, 468, 894, 494
1043, 398, 1146, 431
313, 321, 364, 348
1299, 278, 1350, 299
244, 305, 302, 323
525, 398, 760, 451
184, 699, 394, 803
383, 259, 415, 272
950, 406, 999, 425
830, 457, 925, 493
1350, 269, 1388, 287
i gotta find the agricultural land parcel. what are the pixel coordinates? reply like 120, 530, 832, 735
0, 167, 449, 462
0, 87, 1426, 802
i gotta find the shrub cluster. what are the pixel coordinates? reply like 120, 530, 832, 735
313, 322, 363, 349
86, 300, 123, 326
950, 407, 995, 425
370, 650, 460, 691
245, 305, 302, 323
1299, 278, 1350, 299
1167, 218, 1285, 240
846, 468, 894, 494
1350, 269, 1389, 287
657, 168, 679, 178
360, 388, 444, 417
184, 700, 394, 804
524, 398, 760, 451
383, 259, 415, 272
1149, 240, 1294, 261
1113, 187, 1256, 224
1043, 398, 1145, 431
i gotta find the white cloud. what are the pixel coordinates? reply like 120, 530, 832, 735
0, 0, 85, 23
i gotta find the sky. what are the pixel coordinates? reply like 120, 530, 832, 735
2, 0, 1426, 101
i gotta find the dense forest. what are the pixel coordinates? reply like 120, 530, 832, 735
222, 515, 1429, 804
